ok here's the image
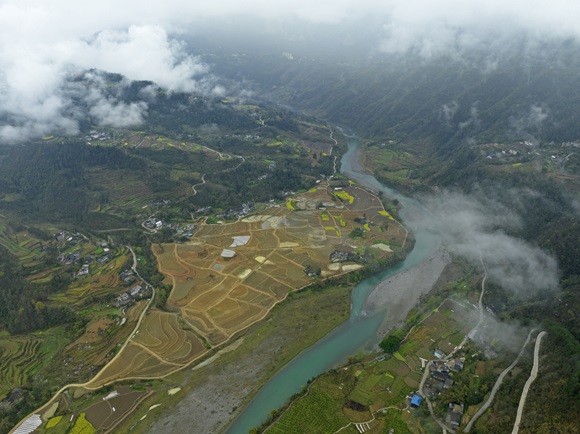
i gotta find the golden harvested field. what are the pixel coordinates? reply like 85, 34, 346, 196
84, 182, 406, 388
88, 342, 180, 387
132, 311, 206, 364
154, 182, 406, 352
84, 387, 151, 432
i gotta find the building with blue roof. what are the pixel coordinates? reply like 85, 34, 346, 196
410, 394, 423, 408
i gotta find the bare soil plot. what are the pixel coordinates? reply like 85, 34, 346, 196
75, 318, 114, 344
84, 387, 151, 432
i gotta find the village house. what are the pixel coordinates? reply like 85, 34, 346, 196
129, 285, 143, 297
330, 251, 360, 263
410, 394, 423, 408
448, 403, 465, 429
114, 293, 132, 308
120, 268, 135, 283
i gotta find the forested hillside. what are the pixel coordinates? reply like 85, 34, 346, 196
207, 41, 580, 152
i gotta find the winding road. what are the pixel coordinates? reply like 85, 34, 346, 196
417, 260, 489, 432
468, 257, 487, 340
511, 331, 547, 434
189, 145, 244, 198
464, 328, 537, 432
191, 173, 206, 196
328, 126, 338, 178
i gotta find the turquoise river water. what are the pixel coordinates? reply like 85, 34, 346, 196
226, 135, 439, 433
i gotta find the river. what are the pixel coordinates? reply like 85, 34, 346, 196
226, 135, 440, 433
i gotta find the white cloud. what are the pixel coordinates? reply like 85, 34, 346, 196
0, 4, 213, 142
1, 0, 579, 142
76, 25, 208, 93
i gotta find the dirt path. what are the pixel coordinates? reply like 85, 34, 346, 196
464, 328, 537, 432
511, 331, 547, 434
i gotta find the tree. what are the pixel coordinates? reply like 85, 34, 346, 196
379, 335, 401, 353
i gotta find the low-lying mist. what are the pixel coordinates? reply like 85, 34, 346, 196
420, 190, 560, 298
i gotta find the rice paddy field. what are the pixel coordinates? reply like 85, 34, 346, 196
0, 221, 48, 273
152, 182, 406, 353
0, 336, 43, 399
0, 329, 69, 400
83, 183, 406, 393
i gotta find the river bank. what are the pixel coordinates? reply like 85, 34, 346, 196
367, 246, 451, 339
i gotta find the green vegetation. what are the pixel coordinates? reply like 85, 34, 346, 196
266, 372, 352, 434
45, 416, 63, 429
285, 199, 297, 211
384, 408, 412, 434
0, 244, 80, 334
349, 228, 364, 238
69, 413, 96, 434
379, 334, 402, 353
378, 210, 395, 221
334, 190, 354, 204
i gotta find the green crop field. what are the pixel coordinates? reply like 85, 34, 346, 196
69, 413, 96, 434
384, 408, 412, 434
268, 373, 352, 434
0, 337, 41, 397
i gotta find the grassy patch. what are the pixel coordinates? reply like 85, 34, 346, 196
393, 352, 407, 362
45, 416, 63, 429
383, 408, 412, 434
378, 210, 395, 221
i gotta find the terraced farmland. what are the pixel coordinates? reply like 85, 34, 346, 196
0, 337, 42, 397
0, 331, 67, 399
71, 182, 406, 391
153, 182, 406, 354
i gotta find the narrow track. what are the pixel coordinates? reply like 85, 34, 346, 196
464, 328, 537, 432
511, 331, 547, 434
